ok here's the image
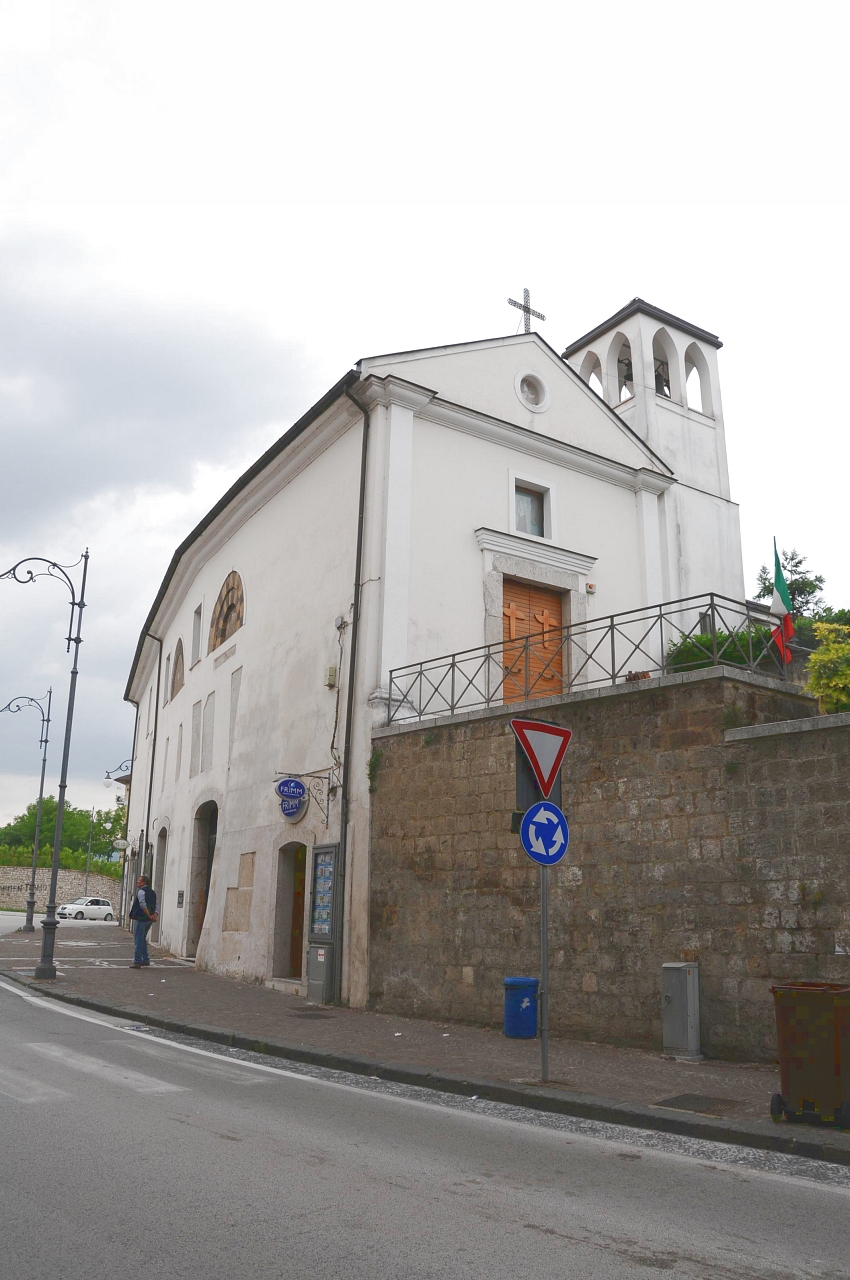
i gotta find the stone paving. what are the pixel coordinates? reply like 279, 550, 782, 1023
0, 922, 786, 1126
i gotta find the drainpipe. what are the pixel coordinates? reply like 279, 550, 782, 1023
336, 386, 371, 1003
142, 635, 163, 884
120, 702, 141, 928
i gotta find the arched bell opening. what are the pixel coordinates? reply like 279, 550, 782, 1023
615, 337, 634, 403
579, 349, 605, 401
652, 328, 682, 403
685, 342, 713, 416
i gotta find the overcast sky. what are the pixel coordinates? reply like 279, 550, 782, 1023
0, 0, 846, 822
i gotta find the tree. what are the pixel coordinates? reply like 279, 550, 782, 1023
796, 606, 850, 651
755, 548, 825, 618
806, 623, 850, 712
0, 797, 121, 859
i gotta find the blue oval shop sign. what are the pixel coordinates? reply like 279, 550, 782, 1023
276, 777, 307, 819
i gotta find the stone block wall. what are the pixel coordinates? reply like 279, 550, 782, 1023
368, 668, 849, 1060
0, 866, 121, 912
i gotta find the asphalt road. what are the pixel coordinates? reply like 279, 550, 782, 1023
0, 911, 30, 937
1, 979, 848, 1280
0, 914, 118, 937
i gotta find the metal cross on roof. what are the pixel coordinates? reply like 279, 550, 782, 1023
508, 287, 546, 333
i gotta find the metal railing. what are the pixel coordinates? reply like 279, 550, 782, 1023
387, 593, 785, 724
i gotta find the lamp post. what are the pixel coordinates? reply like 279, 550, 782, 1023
1, 552, 89, 980
0, 690, 52, 932
103, 760, 131, 917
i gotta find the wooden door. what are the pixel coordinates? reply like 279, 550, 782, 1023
502, 579, 564, 702
289, 846, 307, 979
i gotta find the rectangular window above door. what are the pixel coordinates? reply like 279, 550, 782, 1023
515, 486, 545, 538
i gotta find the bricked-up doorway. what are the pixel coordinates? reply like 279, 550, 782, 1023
151, 825, 168, 945
186, 801, 217, 957
273, 843, 307, 980
502, 578, 564, 702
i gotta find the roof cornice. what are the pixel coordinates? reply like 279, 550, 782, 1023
419, 392, 675, 490
357, 330, 566, 369
562, 298, 722, 357
360, 331, 673, 475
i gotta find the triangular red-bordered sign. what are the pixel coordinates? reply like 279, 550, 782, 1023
510, 718, 572, 798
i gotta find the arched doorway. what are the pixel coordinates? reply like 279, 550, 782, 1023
272, 842, 307, 980
187, 801, 218, 957
151, 825, 168, 945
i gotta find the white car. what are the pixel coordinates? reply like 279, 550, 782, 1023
58, 897, 115, 921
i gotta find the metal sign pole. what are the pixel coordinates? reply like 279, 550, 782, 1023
510, 718, 573, 1090
540, 863, 549, 1083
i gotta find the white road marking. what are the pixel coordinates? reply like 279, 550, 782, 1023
0, 1063, 68, 1104
118, 1038, 270, 1085
0, 978, 129, 1027
27, 1043, 187, 1094
120, 1027, 338, 1085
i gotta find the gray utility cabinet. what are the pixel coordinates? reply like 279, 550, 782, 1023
307, 942, 335, 1005
661, 962, 703, 1060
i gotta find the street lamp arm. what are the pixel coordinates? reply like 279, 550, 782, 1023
105, 758, 133, 780
0, 554, 87, 652
0, 692, 50, 727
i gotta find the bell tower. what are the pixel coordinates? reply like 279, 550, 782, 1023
561, 298, 730, 500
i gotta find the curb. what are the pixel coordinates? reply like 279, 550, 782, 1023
4, 966, 850, 1169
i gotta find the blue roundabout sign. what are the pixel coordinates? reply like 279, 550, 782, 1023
520, 800, 569, 866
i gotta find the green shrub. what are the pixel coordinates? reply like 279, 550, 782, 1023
807, 623, 850, 712
665, 626, 779, 674
0, 844, 122, 879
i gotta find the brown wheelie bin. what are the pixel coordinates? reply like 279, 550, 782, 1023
770, 983, 850, 1126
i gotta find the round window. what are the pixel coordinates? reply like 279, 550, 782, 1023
514, 369, 551, 413
520, 376, 542, 405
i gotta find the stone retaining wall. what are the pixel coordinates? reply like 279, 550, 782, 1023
0, 866, 121, 912
369, 668, 849, 1060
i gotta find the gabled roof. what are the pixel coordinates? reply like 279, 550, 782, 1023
561, 297, 723, 357
360, 329, 672, 477
357, 329, 561, 371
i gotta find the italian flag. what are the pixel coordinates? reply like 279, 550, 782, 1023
770, 539, 795, 664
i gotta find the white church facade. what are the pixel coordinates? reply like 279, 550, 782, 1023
123, 298, 744, 1006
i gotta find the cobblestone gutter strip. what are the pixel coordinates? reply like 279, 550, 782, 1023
5, 965, 850, 1169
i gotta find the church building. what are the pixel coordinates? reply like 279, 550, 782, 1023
123, 297, 744, 1007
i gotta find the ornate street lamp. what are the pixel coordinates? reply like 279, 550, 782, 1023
103, 759, 132, 786
0, 552, 89, 979
0, 690, 52, 932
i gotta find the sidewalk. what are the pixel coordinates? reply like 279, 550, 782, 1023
2, 923, 849, 1166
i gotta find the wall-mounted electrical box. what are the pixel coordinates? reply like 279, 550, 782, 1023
324, 665, 337, 688
662, 962, 703, 1060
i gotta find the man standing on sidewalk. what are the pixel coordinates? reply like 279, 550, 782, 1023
129, 875, 158, 968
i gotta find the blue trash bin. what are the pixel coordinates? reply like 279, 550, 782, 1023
504, 976, 539, 1038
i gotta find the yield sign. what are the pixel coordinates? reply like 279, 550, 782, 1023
510, 718, 572, 798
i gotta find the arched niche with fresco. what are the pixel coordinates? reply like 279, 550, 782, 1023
208, 571, 245, 654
